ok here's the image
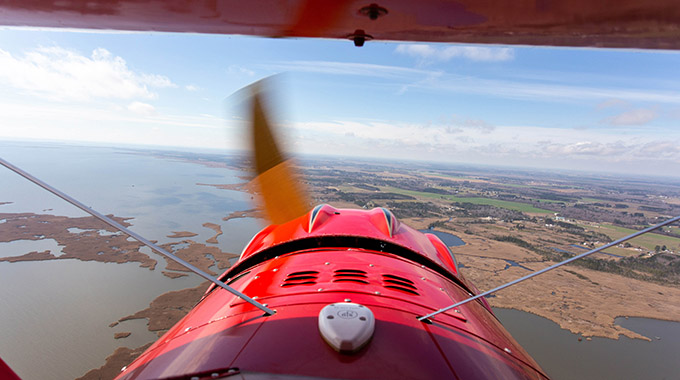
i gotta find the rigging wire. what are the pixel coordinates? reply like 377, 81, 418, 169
418, 214, 680, 322
0, 157, 275, 316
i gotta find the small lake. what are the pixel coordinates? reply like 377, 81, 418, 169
494, 308, 680, 380
420, 228, 466, 247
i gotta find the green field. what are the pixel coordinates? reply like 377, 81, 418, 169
597, 246, 642, 257
384, 187, 553, 214
421, 172, 473, 181
580, 223, 680, 252
579, 197, 608, 203
567, 241, 642, 257
536, 199, 567, 204
499, 183, 534, 189
423, 172, 534, 188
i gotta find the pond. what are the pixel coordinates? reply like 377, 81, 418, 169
420, 228, 466, 247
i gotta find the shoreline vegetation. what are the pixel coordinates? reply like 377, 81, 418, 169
3, 151, 680, 379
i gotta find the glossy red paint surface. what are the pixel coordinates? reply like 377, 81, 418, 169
238, 205, 456, 278
116, 207, 548, 379
0, 357, 21, 380
425, 232, 459, 275
1, 0, 679, 49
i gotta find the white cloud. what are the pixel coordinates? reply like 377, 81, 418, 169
265, 61, 434, 79
417, 74, 680, 104
138, 72, 174, 88
540, 141, 630, 157
637, 141, 680, 158
185, 84, 199, 91
395, 44, 515, 63
604, 108, 657, 126
0, 46, 175, 101
268, 59, 680, 104
0, 101, 231, 149
289, 118, 680, 171
127, 101, 156, 116
228, 65, 255, 76
395, 44, 437, 59
460, 118, 495, 133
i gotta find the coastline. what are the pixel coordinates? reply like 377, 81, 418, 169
3, 181, 680, 378
4, 207, 680, 344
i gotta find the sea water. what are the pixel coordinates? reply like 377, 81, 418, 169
0, 141, 262, 379
495, 308, 680, 380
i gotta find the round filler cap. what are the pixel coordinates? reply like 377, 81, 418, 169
318, 302, 375, 354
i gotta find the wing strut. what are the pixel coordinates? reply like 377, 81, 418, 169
0, 157, 275, 316
418, 214, 680, 322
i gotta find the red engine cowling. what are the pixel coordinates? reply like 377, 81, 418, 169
117, 206, 548, 380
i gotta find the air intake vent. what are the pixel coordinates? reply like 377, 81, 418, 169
382, 274, 419, 295
333, 269, 369, 284
282, 270, 319, 287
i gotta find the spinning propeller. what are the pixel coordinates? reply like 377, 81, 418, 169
246, 80, 311, 225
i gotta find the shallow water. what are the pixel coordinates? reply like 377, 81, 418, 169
0, 259, 203, 379
0, 142, 261, 379
0, 238, 65, 257
421, 228, 466, 247
0, 142, 252, 248
494, 308, 680, 380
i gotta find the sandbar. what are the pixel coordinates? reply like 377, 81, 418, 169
202, 222, 222, 244
222, 208, 264, 222
167, 231, 198, 238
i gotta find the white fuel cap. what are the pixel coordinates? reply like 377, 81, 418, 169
318, 302, 375, 354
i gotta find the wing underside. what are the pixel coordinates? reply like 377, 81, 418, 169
1, 0, 679, 49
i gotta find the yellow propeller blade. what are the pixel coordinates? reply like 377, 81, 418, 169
247, 81, 311, 225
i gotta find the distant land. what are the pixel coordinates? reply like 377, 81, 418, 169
3, 148, 680, 379
166, 150, 680, 332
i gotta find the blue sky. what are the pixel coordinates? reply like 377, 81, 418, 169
1, 27, 679, 177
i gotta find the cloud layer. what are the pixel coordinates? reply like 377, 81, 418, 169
395, 44, 515, 63
604, 108, 657, 125
266, 60, 680, 105
291, 118, 680, 169
0, 46, 174, 101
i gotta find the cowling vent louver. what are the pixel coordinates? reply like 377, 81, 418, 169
382, 274, 419, 295
333, 269, 369, 284
282, 270, 319, 287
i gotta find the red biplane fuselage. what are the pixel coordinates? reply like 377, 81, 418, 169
116, 205, 548, 379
